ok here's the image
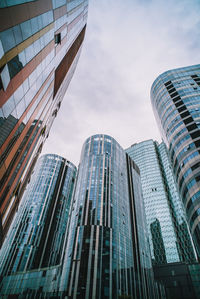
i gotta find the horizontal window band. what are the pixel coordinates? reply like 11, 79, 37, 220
0, 71, 54, 158
0, 40, 54, 108
1, 126, 43, 228
0, 79, 54, 186
0, 92, 54, 212
0, 0, 53, 31
0, 23, 54, 69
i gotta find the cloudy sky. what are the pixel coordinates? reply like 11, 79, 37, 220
42, 0, 200, 166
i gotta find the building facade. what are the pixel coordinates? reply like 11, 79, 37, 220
0, 154, 77, 297
0, 137, 160, 298
126, 140, 196, 265
151, 64, 200, 258
153, 262, 200, 299
0, 0, 88, 243
60, 134, 157, 299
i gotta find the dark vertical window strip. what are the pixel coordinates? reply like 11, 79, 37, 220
67, 226, 79, 295
41, 163, 68, 267
89, 225, 97, 298
106, 165, 110, 228
32, 161, 65, 269
103, 160, 107, 226
82, 189, 88, 225
76, 226, 91, 297
97, 226, 103, 299
126, 154, 143, 299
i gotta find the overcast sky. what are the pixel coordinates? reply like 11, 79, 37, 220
42, 0, 200, 166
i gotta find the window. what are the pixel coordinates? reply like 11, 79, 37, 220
0, 64, 10, 90
54, 33, 61, 45
8, 55, 23, 79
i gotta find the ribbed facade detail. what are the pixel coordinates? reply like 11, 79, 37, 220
60, 134, 157, 299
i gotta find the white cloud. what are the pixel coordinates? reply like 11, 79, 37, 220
42, 0, 200, 165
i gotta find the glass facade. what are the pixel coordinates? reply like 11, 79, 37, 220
126, 140, 196, 265
0, 0, 88, 244
60, 134, 157, 299
151, 64, 200, 258
0, 154, 77, 296
189, 263, 200, 298
154, 262, 199, 299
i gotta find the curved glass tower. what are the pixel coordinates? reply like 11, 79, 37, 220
151, 64, 200, 258
0, 154, 77, 297
60, 134, 157, 299
0, 0, 88, 244
126, 140, 196, 264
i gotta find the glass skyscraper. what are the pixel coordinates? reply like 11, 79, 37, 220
151, 64, 200, 258
0, 136, 160, 298
0, 154, 77, 297
126, 140, 196, 265
60, 134, 157, 298
0, 0, 88, 244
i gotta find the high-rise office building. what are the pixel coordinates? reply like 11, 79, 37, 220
0, 0, 88, 243
151, 64, 200, 258
60, 134, 157, 299
0, 154, 77, 297
126, 140, 196, 265
0, 136, 160, 298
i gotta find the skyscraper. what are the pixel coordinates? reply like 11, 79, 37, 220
60, 134, 157, 298
0, 136, 160, 298
0, 154, 77, 297
0, 0, 88, 243
126, 140, 196, 265
151, 64, 200, 258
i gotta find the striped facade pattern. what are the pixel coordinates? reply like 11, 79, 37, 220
0, 154, 77, 297
0, 0, 88, 242
126, 140, 196, 265
60, 134, 157, 299
151, 64, 200, 258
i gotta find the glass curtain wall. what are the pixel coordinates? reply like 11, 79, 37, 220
151, 64, 200, 258
0, 154, 77, 297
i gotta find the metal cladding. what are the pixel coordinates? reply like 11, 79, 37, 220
0, 0, 88, 243
151, 64, 200, 258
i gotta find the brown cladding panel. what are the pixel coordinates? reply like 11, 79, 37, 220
0, 79, 54, 187
1, 125, 42, 235
0, 40, 54, 107
0, 0, 53, 32
54, 25, 86, 97
54, 5, 67, 20
0, 70, 54, 157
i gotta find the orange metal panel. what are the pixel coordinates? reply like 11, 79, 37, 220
0, 70, 54, 155
0, 0, 52, 31
54, 5, 67, 20
1, 87, 54, 215
0, 40, 54, 107
0, 79, 54, 185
